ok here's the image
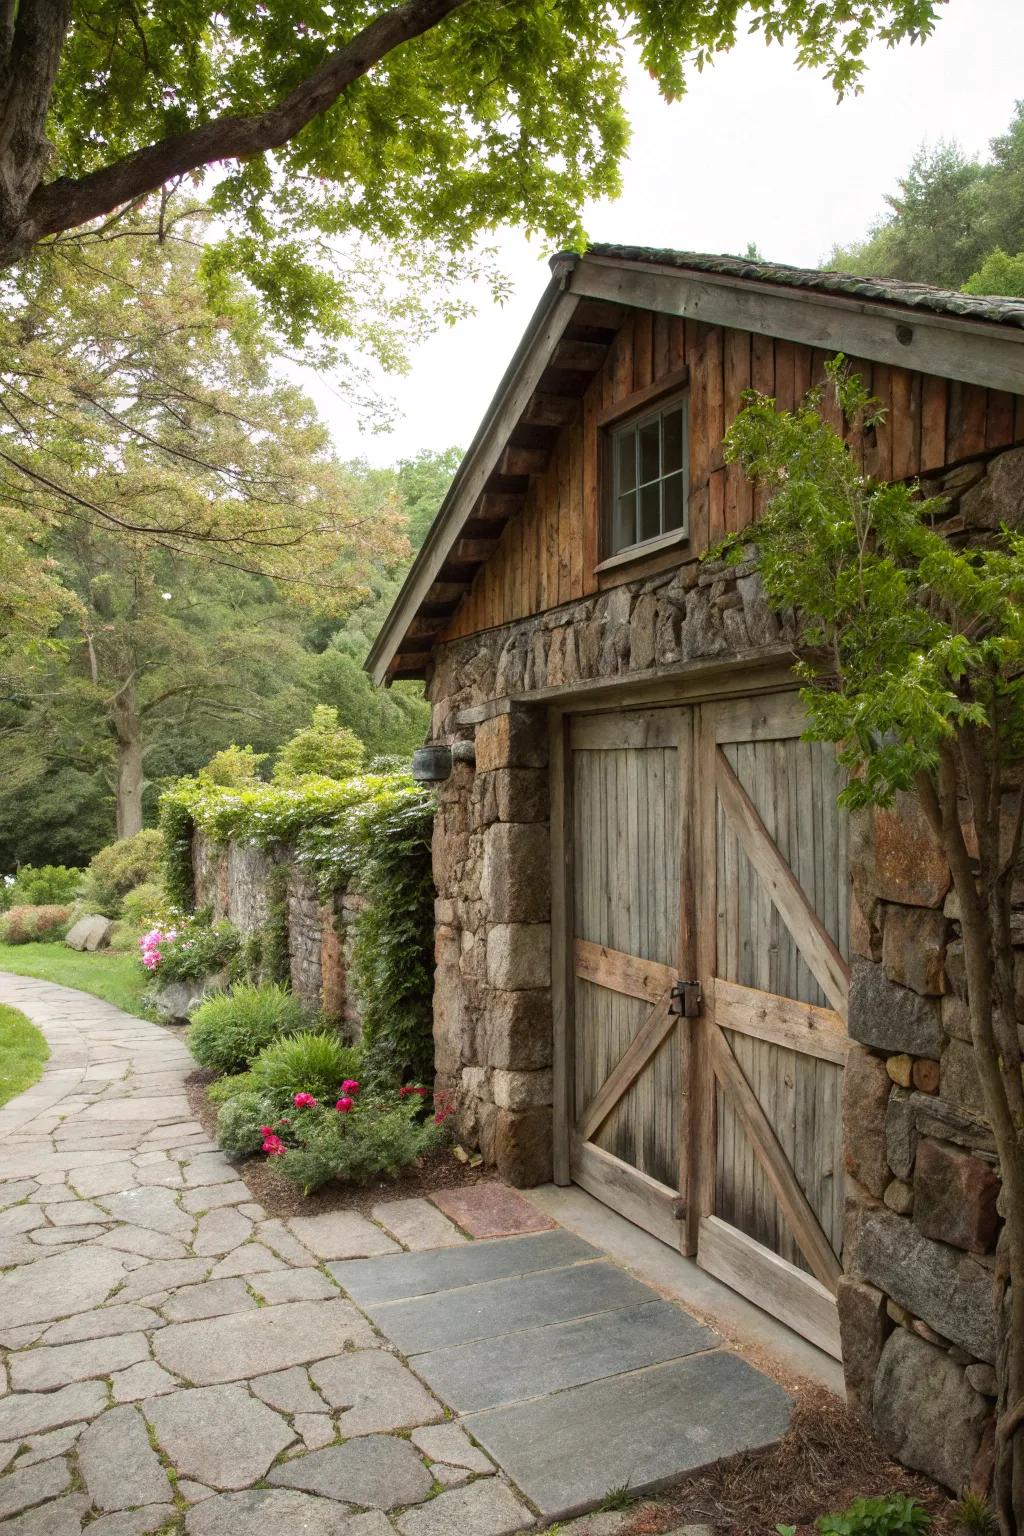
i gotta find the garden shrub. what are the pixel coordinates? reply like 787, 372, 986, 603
187, 981, 306, 1074
8, 864, 81, 907
80, 830, 163, 916
273, 1092, 443, 1194
0, 904, 73, 944
249, 1030, 361, 1104
216, 1090, 275, 1157
206, 1070, 258, 1104
200, 744, 268, 787
120, 882, 165, 930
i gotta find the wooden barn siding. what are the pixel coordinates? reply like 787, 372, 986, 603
444, 313, 1024, 644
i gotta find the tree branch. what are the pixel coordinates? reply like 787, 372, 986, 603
9, 0, 470, 257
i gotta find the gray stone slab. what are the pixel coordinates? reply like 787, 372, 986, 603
466, 1349, 792, 1519
309, 1350, 443, 1434
0, 1457, 72, 1521
393, 1479, 533, 1536
0, 1381, 108, 1440
267, 1436, 433, 1509
85, 1506, 178, 1536
186, 1488, 372, 1536
331, 1229, 599, 1306
145, 1385, 294, 1488
413, 1299, 716, 1411
161, 1278, 257, 1322
153, 1299, 376, 1384
286, 1212, 399, 1260
8, 1331, 149, 1391
0, 1245, 126, 1326
250, 1268, 338, 1305
78, 1404, 173, 1512
0, 1492, 89, 1536
368, 1260, 653, 1355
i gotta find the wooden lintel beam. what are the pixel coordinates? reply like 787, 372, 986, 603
551, 338, 607, 372
522, 391, 581, 428
405, 617, 447, 642
499, 444, 549, 477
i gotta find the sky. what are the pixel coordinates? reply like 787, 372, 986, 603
302, 0, 1024, 467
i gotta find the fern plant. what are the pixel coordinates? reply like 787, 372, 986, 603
249, 1030, 361, 1103
187, 982, 306, 1073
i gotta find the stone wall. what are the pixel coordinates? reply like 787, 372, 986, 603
839, 792, 1006, 1494
192, 832, 362, 1034
423, 442, 1024, 1488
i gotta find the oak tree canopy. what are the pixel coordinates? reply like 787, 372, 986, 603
2, 1, 941, 341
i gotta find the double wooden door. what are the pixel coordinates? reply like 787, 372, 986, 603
560, 692, 850, 1357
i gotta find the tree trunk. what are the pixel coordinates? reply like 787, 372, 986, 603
109, 678, 144, 839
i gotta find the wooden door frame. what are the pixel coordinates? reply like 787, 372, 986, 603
548, 662, 798, 1212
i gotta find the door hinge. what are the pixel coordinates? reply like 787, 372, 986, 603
669, 979, 703, 1018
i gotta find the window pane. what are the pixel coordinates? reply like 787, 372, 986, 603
614, 491, 636, 551
663, 407, 683, 474
616, 430, 636, 494
662, 471, 685, 531
638, 418, 660, 484
639, 482, 661, 542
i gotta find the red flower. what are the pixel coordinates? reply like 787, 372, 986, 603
261, 1133, 286, 1157
341, 1079, 360, 1094
335, 1096, 354, 1113
294, 1092, 318, 1108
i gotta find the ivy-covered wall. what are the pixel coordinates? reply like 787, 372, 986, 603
159, 773, 436, 1086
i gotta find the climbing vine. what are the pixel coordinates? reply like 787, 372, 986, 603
158, 772, 435, 1085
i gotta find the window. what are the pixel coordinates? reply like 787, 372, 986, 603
608, 394, 688, 557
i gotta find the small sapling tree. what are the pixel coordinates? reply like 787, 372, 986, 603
722, 358, 1024, 1532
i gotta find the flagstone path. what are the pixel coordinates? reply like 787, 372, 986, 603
0, 974, 789, 1535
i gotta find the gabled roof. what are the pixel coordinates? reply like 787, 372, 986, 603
366, 246, 1024, 686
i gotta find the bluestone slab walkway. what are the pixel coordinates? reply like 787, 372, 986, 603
0, 973, 790, 1533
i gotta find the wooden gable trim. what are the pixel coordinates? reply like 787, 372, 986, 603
571, 255, 1024, 396
365, 277, 581, 685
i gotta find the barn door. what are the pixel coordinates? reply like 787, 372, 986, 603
567, 708, 692, 1247
691, 693, 850, 1357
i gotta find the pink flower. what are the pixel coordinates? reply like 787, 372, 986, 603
261, 1133, 286, 1157
341, 1079, 360, 1094
293, 1092, 318, 1108
335, 1096, 354, 1113
258, 1126, 274, 1137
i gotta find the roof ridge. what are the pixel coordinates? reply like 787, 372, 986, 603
585, 242, 1024, 330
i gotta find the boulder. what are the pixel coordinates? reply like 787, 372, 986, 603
872, 1329, 988, 1492
65, 915, 113, 953
848, 959, 943, 1059
152, 972, 227, 1027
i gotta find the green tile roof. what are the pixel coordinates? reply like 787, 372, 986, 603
588, 244, 1024, 331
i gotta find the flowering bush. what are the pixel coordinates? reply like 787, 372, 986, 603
139, 915, 240, 982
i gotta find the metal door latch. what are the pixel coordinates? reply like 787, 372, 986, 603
669, 979, 703, 1018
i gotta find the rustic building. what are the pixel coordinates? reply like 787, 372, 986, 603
366, 246, 1024, 1490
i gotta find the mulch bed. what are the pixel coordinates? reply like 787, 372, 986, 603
611, 1388, 957, 1536
185, 1067, 498, 1221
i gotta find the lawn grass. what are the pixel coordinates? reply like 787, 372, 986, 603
0, 1002, 49, 1107
0, 942, 148, 1016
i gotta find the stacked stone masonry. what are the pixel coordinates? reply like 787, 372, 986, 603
424, 444, 1024, 1492
193, 833, 362, 1036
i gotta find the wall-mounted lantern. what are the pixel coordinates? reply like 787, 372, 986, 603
411, 744, 453, 783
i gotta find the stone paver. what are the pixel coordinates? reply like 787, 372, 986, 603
146, 1385, 295, 1488
430, 1183, 555, 1238
268, 1435, 434, 1508
393, 1479, 534, 1536
287, 1210, 400, 1260
372, 1197, 467, 1251
310, 1349, 444, 1435
0, 972, 791, 1533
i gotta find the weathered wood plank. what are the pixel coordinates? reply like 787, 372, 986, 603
576, 993, 676, 1143
698, 1215, 842, 1357
715, 747, 850, 1017
574, 938, 676, 1004
550, 711, 573, 1186
709, 1028, 842, 1289
571, 1136, 680, 1246
714, 978, 848, 1065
